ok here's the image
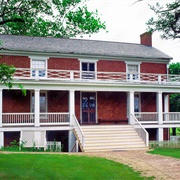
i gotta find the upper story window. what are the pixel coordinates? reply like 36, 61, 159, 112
30, 57, 47, 78
79, 59, 98, 79
126, 62, 141, 81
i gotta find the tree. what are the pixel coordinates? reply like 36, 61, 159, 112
0, 0, 106, 95
169, 63, 180, 135
0, 0, 106, 38
147, 0, 180, 39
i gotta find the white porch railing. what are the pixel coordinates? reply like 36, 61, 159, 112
40, 113, 70, 125
135, 112, 158, 123
13, 68, 180, 84
132, 114, 149, 147
1, 112, 69, 126
73, 115, 84, 151
2, 113, 34, 125
163, 112, 180, 123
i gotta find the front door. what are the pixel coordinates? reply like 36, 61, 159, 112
81, 92, 96, 124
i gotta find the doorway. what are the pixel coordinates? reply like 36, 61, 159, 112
81, 92, 96, 124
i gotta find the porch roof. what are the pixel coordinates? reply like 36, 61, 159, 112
0, 34, 172, 61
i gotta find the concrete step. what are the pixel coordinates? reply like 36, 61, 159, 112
75, 125, 147, 152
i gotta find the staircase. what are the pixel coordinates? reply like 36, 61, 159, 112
79, 125, 148, 152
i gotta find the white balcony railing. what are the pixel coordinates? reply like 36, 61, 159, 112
13, 68, 180, 84
1, 112, 69, 126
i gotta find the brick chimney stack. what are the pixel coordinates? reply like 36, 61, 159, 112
140, 32, 152, 46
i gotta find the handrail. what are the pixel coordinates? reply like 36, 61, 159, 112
132, 114, 149, 147
73, 115, 85, 151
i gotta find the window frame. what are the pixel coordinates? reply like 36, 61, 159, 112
30, 56, 48, 78
126, 61, 141, 81
79, 59, 98, 80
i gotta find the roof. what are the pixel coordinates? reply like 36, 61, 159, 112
0, 34, 172, 61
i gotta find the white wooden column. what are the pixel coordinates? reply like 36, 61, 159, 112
129, 91, 134, 125
0, 89, 2, 127
157, 128, 164, 141
157, 92, 163, 125
0, 132, 4, 147
34, 89, 40, 127
69, 90, 75, 126
164, 94, 169, 122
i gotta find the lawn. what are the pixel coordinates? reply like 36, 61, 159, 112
0, 153, 153, 180
148, 148, 180, 159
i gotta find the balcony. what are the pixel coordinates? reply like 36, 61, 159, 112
13, 68, 180, 85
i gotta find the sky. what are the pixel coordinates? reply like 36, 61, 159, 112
78, 0, 180, 63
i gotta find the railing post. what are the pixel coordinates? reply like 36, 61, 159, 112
0, 89, 2, 127
34, 89, 40, 126
158, 75, 161, 84
70, 71, 74, 81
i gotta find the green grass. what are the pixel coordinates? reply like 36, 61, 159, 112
0, 153, 153, 180
148, 148, 180, 159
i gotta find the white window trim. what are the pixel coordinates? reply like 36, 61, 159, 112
29, 56, 48, 78
125, 61, 141, 81
79, 59, 98, 80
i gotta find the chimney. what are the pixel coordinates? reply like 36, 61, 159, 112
140, 32, 152, 46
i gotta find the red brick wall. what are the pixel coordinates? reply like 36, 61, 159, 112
141, 63, 167, 74
75, 91, 81, 120
97, 60, 126, 72
48, 91, 68, 112
97, 92, 127, 122
3, 90, 30, 113
141, 92, 157, 112
48, 58, 79, 70
0, 55, 30, 68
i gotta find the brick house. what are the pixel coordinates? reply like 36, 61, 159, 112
0, 33, 179, 152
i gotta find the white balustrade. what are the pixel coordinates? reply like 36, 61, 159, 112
2, 113, 34, 125
132, 114, 149, 147
135, 112, 158, 123
40, 113, 70, 124
73, 115, 84, 150
163, 112, 180, 122
13, 68, 180, 84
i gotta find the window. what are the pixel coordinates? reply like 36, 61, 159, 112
81, 62, 95, 79
127, 93, 141, 116
134, 93, 140, 112
30, 57, 47, 78
126, 63, 140, 80
31, 92, 47, 113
